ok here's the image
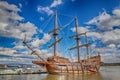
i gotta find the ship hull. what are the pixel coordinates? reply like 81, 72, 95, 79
46, 63, 99, 74
32, 55, 101, 74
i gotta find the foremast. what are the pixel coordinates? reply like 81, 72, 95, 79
69, 17, 89, 62
23, 34, 45, 61
23, 12, 62, 62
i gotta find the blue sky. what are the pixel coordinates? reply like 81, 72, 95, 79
0, 0, 120, 64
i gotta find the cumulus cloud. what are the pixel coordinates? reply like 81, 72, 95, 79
0, 1, 37, 40
0, 1, 21, 12
0, 55, 37, 64
0, 1, 52, 64
71, 8, 120, 46
0, 47, 16, 56
37, 0, 62, 15
0, 2, 23, 21
102, 29, 120, 44
71, 26, 102, 40
112, 9, 120, 17
0, 46, 39, 64
101, 52, 120, 63
87, 9, 120, 31
35, 49, 52, 59
71, 26, 89, 33
86, 8, 120, 46
13, 41, 26, 50
50, 0, 62, 8
37, 6, 53, 15
87, 32, 102, 39
96, 46, 120, 63
87, 10, 112, 30
31, 33, 51, 48
108, 44, 116, 48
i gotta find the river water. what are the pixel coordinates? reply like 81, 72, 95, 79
0, 66, 120, 80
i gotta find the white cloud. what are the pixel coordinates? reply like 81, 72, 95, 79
50, 0, 62, 8
0, 1, 20, 12
102, 29, 120, 44
0, 22, 8, 30
31, 33, 51, 48
0, 47, 16, 56
98, 47, 120, 63
71, 26, 102, 40
0, 1, 52, 64
0, 56, 37, 64
108, 44, 116, 48
19, 22, 37, 40
87, 10, 112, 30
37, 6, 53, 15
14, 45, 25, 50
37, 0, 63, 15
87, 9, 120, 30
87, 32, 102, 39
71, 26, 89, 33
13, 41, 26, 50
86, 8, 120, 46
101, 53, 120, 63
112, 9, 120, 17
0, 46, 39, 64
0, 1, 37, 40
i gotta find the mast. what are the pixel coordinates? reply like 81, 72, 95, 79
23, 34, 45, 61
53, 12, 58, 57
85, 32, 89, 60
69, 17, 89, 63
75, 17, 80, 62
48, 12, 63, 58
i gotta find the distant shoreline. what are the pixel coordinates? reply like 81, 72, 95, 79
101, 63, 120, 66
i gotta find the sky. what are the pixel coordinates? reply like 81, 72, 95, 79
0, 0, 120, 64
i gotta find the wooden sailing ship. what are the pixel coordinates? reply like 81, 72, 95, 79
23, 12, 101, 74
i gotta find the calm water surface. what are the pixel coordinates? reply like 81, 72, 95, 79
0, 66, 120, 80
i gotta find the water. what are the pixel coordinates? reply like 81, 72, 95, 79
0, 66, 120, 80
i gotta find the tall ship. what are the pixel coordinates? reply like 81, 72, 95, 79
23, 12, 101, 74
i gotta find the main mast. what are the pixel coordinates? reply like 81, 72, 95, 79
53, 12, 58, 57
69, 17, 89, 62
75, 17, 80, 62
48, 12, 63, 58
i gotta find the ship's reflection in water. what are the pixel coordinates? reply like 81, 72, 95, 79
1, 66, 120, 80
0, 73, 103, 80
46, 73, 103, 80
